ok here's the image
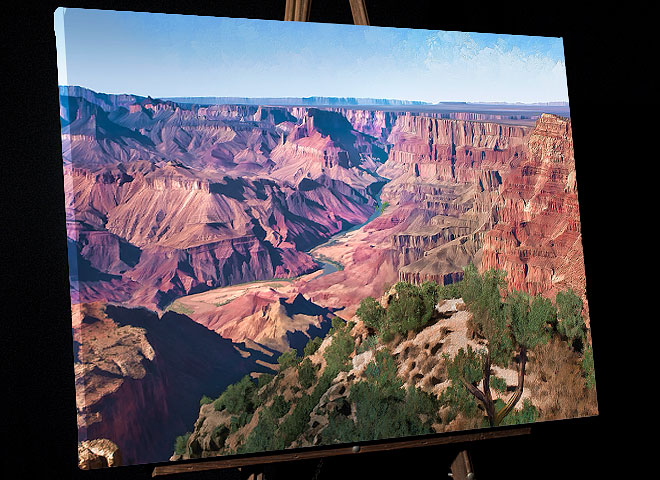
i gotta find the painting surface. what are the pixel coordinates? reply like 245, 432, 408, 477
55, 8, 598, 468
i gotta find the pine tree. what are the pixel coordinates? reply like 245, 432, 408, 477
447, 265, 552, 426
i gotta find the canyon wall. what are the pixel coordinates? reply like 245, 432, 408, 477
376, 114, 530, 285
73, 303, 277, 465
481, 114, 588, 316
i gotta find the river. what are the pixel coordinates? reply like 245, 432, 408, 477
307, 193, 385, 279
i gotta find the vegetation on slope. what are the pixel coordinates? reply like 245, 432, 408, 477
172, 264, 597, 459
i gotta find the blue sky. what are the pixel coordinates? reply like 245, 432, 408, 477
54, 7, 569, 104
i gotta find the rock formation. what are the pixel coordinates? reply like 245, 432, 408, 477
481, 114, 588, 319
73, 302, 277, 465
78, 439, 122, 469
62, 88, 384, 311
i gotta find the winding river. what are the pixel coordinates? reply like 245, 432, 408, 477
307, 192, 384, 279
166, 191, 387, 312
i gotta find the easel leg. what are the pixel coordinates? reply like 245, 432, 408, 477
239, 467, 264, 480
450, 450, 475, 480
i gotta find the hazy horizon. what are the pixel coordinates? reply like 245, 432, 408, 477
59, 84, 571, 107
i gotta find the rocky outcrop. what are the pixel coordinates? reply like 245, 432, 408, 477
171, 293, 533, 459
269, 108, 387, 192
122, 236, 318, 310
397, 233, 484, 285
183, 290, 335, 354
78, 439, 122, 469
481, 114, 588, 318
73, 303, 277, 465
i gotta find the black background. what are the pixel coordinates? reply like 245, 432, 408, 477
4, 1, 638, 478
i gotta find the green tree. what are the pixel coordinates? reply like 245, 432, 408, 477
441, 345, 485, 421
277, 349, 301, 371
494, 398, 539, 426
356, 296, 386, 331
437, 280, 463, 300
240, 408, 281, 453
256, 373, 274, 389
490, 376, 507, 393
297, 357, 318, 389
387, 281, 436, 334
214, 375, 258, 414
357, 282, 439, 342
173, 432, 191, 456
322, 349, 440, 444
270, 394, 291, 419
303, 336, 323, 357
323, 319, 355, 374
493, 291, 551, 425
449, 266, 552, 426
556, 289, 586, 351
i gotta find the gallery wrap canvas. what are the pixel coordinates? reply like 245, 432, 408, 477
55, 7, 598, 469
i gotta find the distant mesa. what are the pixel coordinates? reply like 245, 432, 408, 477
163, 95, 431, 108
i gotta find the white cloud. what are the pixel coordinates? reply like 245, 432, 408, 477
422, 32, 568, 103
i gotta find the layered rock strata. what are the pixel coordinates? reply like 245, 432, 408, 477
376, 115, 530, 284
481, 114, 588, 318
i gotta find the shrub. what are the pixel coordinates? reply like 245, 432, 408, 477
357, 282, 439, 342
270, 394, 291, 419
199, 395, 213, 406
440, 346, 484, 421
356, 296, 386, 331
386, 282, 436, 335
256, 373, 274, 389
297, 357, 318, 389
277, 349, 301, 371
214, 375, 258, 414
495, 399, 539, 426
356, 333, 379, 354
490, 376, 507, 393
582, 346, 596, 390
556, 289, 586, 351
264, 330, 354, 450
527, 337, 598, 420
322, 349, 439, 444
173, 432, 191, 455
461, 264, 508, 339
303, 336, 323, 357
229, 412, 253, 433
507, 291, 551, 352
323, 320, 355, 374
438, 279, 463, 299
439, 380, 480, 422
329, 316, 347, 333
240, 408, 281, 453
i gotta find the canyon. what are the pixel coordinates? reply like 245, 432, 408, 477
61, 86, 588, 465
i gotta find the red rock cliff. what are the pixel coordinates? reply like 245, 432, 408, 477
381, 114, 528, 185
481, 114, 588, 320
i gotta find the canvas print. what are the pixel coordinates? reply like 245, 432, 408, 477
55, 7, 598, 469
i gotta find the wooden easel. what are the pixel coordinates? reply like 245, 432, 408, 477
284, 0, 370, 25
